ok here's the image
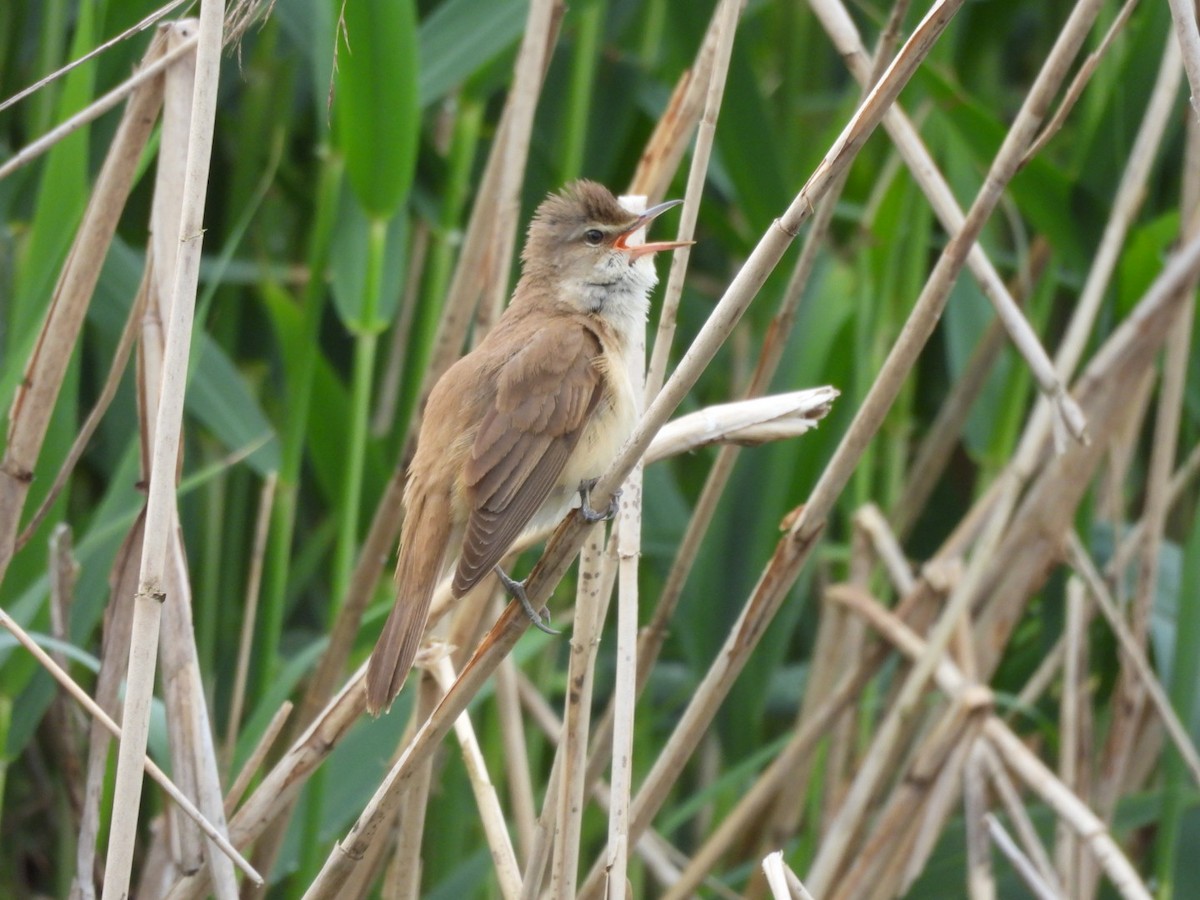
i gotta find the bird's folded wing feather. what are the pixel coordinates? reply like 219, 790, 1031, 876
455, 321, 604, 594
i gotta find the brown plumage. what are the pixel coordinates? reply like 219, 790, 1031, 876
365, 180, 690, 714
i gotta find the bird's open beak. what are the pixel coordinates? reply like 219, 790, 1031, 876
614, 198, 695, 260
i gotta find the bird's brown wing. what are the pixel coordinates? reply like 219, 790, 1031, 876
454, 321, 604, 595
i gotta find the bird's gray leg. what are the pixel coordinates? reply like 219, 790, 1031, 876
495, 566, 560, 635
577, 478, 620, 523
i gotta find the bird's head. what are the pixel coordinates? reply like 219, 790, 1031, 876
520, 180, 692, 318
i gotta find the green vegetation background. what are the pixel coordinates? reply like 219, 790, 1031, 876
1, 0, 1197, 896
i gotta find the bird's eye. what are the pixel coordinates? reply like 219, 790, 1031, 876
584, 229, 604, 246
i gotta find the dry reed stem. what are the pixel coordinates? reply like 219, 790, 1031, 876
103, 6, 226, 895
971, 231, 1200, 682
15, 267, 151, 550
0, 33, 189, 183
853, 504, 916, 594
1167, 0, 1200, 116
1007, 31, 1182, 482
832, 693, 992, 900
606, 462, 642, 898
626, 9, 715, 205
164, 668, 367, 899
762, 850, 816, 900
893, 239, 1050, 538
582, 141, 846, 806
45, 527, 87, 883
605, 192, 654, 897
966, 727, 995, 900
512, 670, 705, 897
222, 471, 277, 773
659, 604, 919, 900
834, 587, 1152, 899
549, 528, 610, 897
479, 0, 566, 332
494, 657, 537, 864
0, 0, 189, 114
428, 657, 522, 899
809, 578, 979, 892
156, 527, 226, 883
896, 733, 976, 894
74, 515, 144, 896
643, 0, 741, 399
1097, 92, 1200, 830
521, 724, 567, 900
523, 543, 617, 897
978, 740, 1064, 896
389, 676, 441, 900
1107, 441, 1200, 579
0, 35, 164, 589
799, 0, 1105, 554
644, 388, 838, 463
0, 607, 261, 883
985, 727, 1150, 900
426, 0, 562, 381
811, 0, 1088, 451
1064, 533, 1200, 786
604, 190, 662, 897
372, 223, 429, 436
972, 736, 1003, 900
224, 701, 292, 814
985, 814, 1059, 900
1023, 0, 1141, 162
1057, 578, 1089, 896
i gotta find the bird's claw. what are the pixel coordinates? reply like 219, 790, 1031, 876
495, 566, 560, 635
578, 481, 621, 523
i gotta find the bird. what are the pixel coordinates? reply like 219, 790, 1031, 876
365, 179, 691, 715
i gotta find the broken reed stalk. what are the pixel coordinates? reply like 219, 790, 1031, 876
103, 3, 227, 896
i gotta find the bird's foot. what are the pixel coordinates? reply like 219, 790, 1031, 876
578, 479, 621, 523
495, 566, 560, 635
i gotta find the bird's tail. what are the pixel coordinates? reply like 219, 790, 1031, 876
365, 493, 450, 715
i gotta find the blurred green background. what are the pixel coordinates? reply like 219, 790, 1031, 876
1, 0, 1198, 896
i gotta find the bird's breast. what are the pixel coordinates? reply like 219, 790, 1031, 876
530, 346, 639, 531
569, 349, 639, 485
